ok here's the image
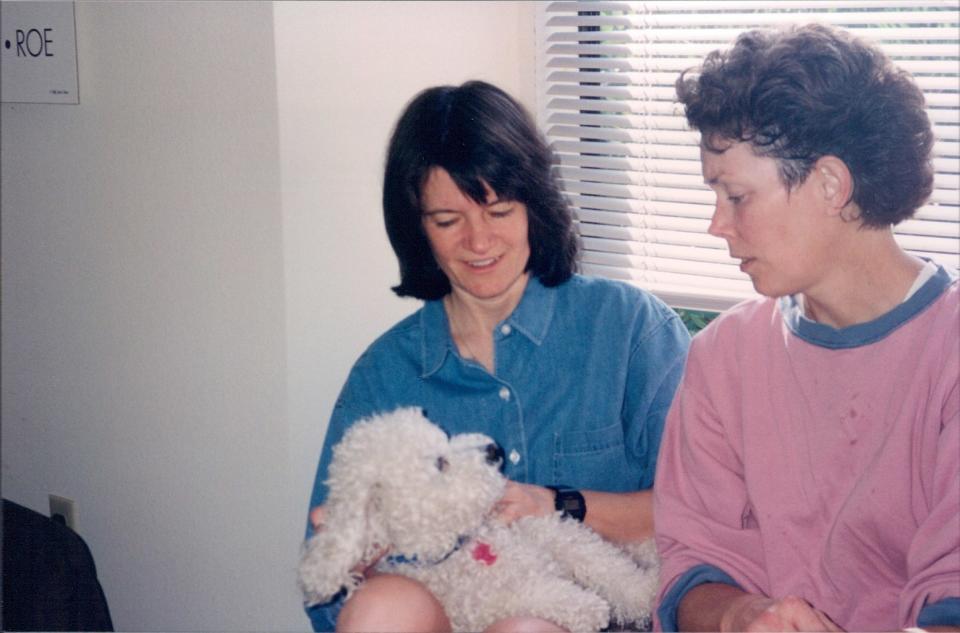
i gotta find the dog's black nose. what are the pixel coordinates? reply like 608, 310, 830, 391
485, 442, 504, 466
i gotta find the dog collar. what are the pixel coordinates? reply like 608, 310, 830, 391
384, 534, 470, 568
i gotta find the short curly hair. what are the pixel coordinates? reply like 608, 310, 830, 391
676, 23, 934, 227
383, 81, 578, 300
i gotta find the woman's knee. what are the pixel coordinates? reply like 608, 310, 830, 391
484, 616, 568, 633
336, 574, 451, 633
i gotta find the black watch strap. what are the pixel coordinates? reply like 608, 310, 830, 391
546, 485, 586, 522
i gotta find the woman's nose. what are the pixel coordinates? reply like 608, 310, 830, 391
464, 217, 493, 252
708, 200, 733, 239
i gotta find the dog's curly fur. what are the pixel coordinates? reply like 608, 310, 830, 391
298, 408, 660, 632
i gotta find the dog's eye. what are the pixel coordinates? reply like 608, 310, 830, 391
435, 456, 449, 472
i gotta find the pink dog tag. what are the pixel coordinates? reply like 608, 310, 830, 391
471, 541, 497, 565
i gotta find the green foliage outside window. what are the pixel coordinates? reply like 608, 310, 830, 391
674, 308, 719, 335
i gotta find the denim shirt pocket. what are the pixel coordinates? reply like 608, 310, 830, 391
552, 422, 632, 491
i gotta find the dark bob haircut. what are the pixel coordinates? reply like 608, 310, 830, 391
383, 80, 578, 300
676, 23, 934, 227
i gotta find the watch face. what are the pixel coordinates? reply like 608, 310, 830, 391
554, 488, 586, 521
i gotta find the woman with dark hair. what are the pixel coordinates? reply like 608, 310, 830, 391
305, 80, 691, 631
653, 24, 958, 632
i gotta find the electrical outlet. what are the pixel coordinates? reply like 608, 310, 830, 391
49, 494, 77, 531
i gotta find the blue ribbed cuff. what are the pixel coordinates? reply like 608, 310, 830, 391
658, 564, 741, 632
918, 597, 960, 628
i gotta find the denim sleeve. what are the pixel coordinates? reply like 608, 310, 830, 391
918, 597, 960, 628
625, 307, 690, 490
306, 590, 345, 632
306, 358, 384, 532
657, 564, 741, 632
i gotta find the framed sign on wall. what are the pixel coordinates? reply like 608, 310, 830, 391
1, 1, 79, 104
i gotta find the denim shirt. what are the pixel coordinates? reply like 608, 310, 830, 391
305, 274, 691, 630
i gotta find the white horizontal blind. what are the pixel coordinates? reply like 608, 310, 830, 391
536, 1, 960, 311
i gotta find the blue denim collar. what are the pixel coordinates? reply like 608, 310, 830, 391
419, 275, 556, 377
778, 262, 957, 350
506, 276, 555, 346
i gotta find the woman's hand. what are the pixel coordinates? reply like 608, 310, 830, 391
308, 505, 326, 531
720, 594, 844, 632
493, 481, 556, 524
681, 584, 844, 632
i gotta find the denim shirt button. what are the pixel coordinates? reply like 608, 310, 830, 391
500, 324, 512, 335
498, 386, 510, 401
508, 449, 521, 464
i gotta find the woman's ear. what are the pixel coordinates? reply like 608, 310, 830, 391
815, 155, 858, 220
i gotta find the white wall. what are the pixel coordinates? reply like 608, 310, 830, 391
1, 1, 535, 630
1, 1, 293, 629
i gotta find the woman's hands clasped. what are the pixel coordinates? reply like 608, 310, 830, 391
720, 594, 844, 632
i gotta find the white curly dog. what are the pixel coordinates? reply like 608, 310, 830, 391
298, 407, 660, 632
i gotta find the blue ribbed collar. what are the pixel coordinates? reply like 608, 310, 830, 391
778, 262, 957, 349
419, 275, 557, 377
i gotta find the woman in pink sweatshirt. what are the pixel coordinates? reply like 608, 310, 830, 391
654, 23, 958, 632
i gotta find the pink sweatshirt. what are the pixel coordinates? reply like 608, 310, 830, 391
654, 268, 959, 632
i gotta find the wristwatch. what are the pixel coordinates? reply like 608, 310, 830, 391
546, 485, 586, 522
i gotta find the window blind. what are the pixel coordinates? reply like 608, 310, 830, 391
536, 1, 960, 311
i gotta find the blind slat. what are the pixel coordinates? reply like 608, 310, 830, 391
547, 26, 958, 42
547, 42, 960, 58
546, 10, 959, 29
547, 1, 959, 13
555, 153, 704, 174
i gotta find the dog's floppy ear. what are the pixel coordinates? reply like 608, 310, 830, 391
298, 482, 388, 606
298, 411, 414, 605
